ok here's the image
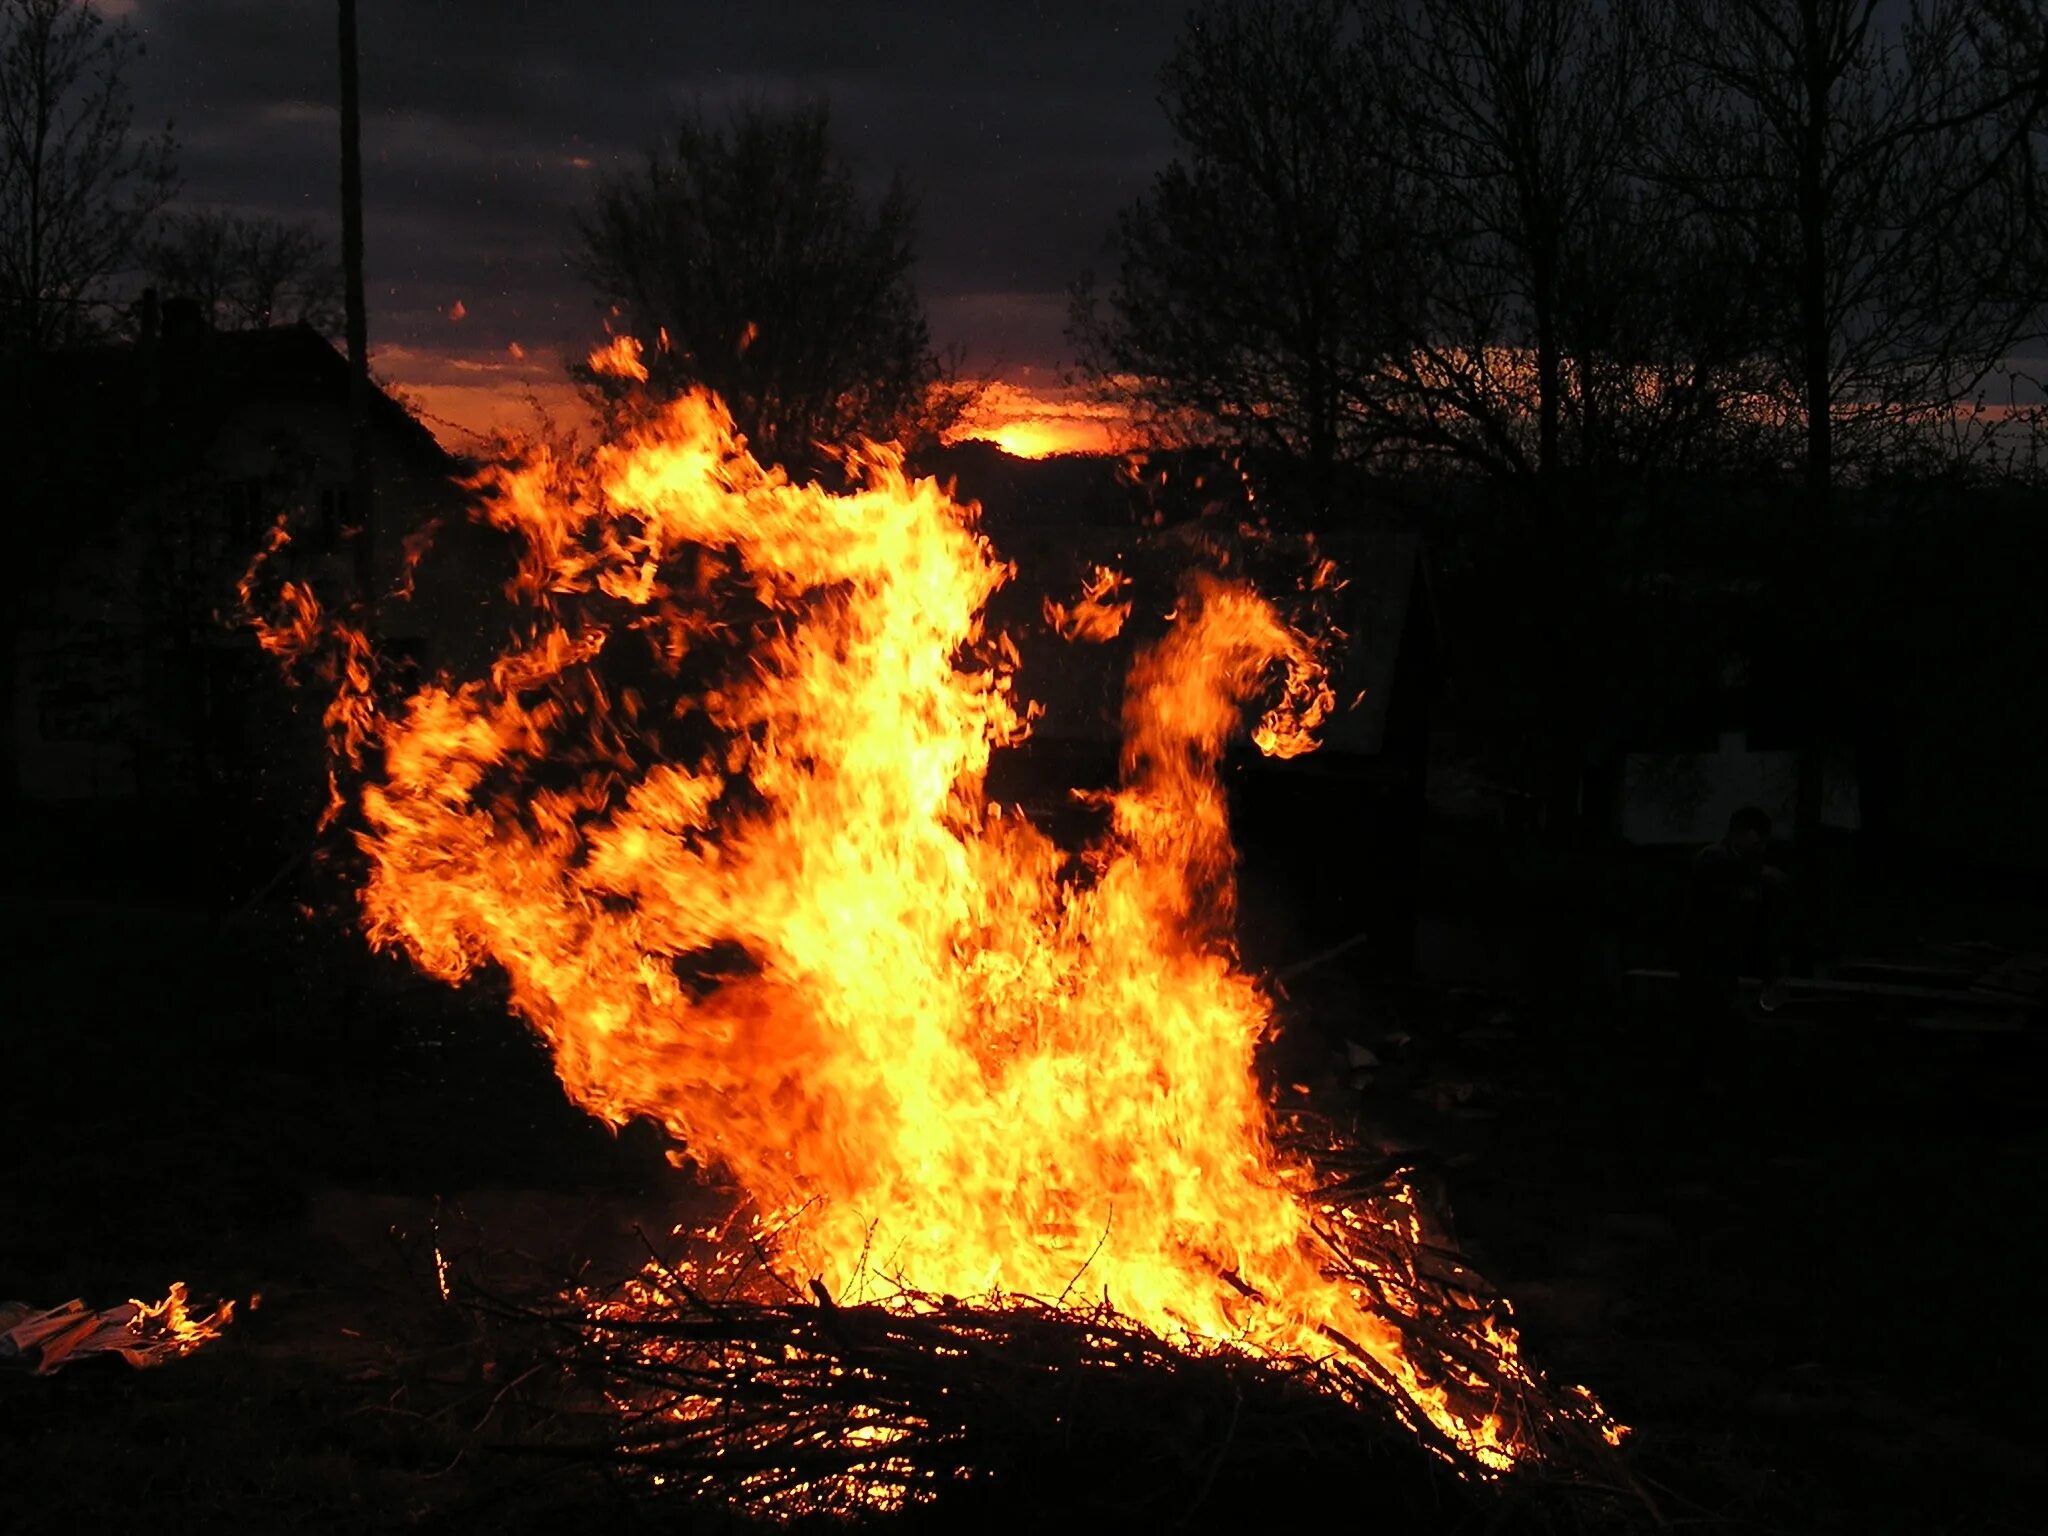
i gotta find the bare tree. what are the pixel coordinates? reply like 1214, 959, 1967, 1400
1081, 0, 2048, 510
575, 100, 958, 473
0, 0, 174, 817
0, 0, 174, 354
1069, 0, 1753, 510
143, 209, 343, 334
1375, 0, 1769, 489
1389, 0, 1618, 483
1656, 0, 2048, 507
1068, 0, 1426, 513
1644, 0, 2048, 838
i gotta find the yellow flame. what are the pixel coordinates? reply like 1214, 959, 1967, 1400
245, 385, 1619, 1471
589, 335, 649, 382
128, 1282, 235, 1357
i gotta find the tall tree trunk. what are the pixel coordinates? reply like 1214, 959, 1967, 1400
1534, 306, 1561, 490
1575, 348, 1600, 472
1306, 351, 1335, 519
1793, 0, 1838, 525
338, 0, 375, 603
1527, 205, 1562, 492
1793, 0, 1833, 845
0, 592, 19, 830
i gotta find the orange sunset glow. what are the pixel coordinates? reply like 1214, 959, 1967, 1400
947, 376, 1130, 457
373, 342, 596, 449
378, 347, 1135, 461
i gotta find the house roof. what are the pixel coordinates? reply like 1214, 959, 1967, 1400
8, 320, 453, 479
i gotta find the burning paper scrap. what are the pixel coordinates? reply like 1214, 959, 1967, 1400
0, 1283, 234, 1374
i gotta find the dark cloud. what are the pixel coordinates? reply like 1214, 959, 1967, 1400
123, 0, 1189, 374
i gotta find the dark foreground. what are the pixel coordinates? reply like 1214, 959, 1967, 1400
3, 874, 2043, 1534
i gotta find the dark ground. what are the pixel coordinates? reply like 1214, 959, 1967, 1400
3, 821, 2044, 1534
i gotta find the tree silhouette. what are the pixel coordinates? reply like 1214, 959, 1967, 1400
1070, 0, 1757, 511
1654, 0, 2048, 505
1645, 0, 2048, 835
0, 0, 174, 355
1068, 0, 1424, 514
1078, 0, 2048, 511
574, 100, 958, 474
143, 209, 342, 335
1374, 0, 1769, 489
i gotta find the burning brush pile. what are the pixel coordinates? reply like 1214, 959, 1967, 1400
243, 344, 1626, 1525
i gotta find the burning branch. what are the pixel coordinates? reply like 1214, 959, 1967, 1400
449, 1133, 1628, 1527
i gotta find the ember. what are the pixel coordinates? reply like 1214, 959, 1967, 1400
244, 368, 1621, 1507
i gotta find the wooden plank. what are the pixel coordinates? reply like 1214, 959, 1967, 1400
1831, 959, 1980, 989
1911, 1011, 2026, 1035
1783, 976, 2035, 1009
1620, 969, 2039, 1013
1973, 951, 2047, 1003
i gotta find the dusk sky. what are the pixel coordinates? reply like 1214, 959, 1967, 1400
112, 0, 1193, 448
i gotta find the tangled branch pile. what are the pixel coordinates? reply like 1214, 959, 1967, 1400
477, 1140, 1634, 1531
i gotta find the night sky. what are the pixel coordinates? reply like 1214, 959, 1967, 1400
113, 0, 1192, 443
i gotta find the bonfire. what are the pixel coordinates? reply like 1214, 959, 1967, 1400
241, 340, 1625, 1522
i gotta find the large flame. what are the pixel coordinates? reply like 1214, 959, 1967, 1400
247, 384, 1612, 1472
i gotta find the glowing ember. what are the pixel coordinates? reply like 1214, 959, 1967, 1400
244, 375, 1619, 1476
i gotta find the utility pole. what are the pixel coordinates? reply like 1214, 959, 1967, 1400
339, 0, 375, 602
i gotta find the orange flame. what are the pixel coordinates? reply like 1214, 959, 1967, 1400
128, 1282, 236, 1358
237, 518, 319, 661
589, 334, 649, 382
235, 513, 379, 827
247, 387, 1616, 1471
1043, 563, 1132, 642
